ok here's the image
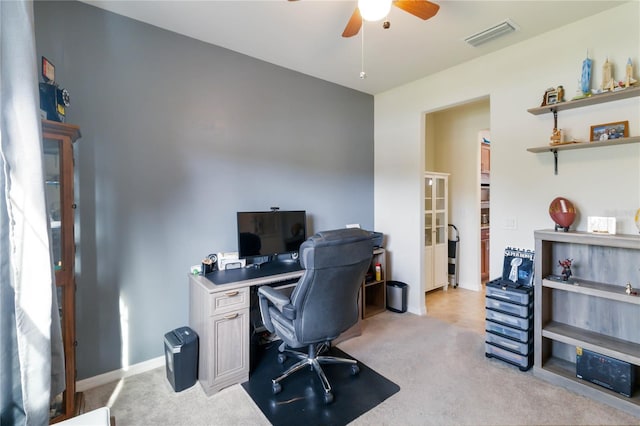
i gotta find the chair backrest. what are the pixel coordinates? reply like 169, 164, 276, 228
290, 228, 374, 343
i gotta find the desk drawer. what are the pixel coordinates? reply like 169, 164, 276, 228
210, 287, 249, 316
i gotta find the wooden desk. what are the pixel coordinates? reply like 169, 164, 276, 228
188, 269, 304, 396
188, 249, 384, 396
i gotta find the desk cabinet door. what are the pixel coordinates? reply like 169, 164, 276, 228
210, 309, 249, 388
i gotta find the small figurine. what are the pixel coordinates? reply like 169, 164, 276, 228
580, 52, 592, 95
559, 258, 573, 281
556, 85, 565, 102
572, 79, 588, 100
601, 58, 615, 92
550, 128, 562, 145
624, 58, 638, 88
626, 282, 633, 295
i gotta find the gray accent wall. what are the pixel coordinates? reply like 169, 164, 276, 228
34, 1, 374, 379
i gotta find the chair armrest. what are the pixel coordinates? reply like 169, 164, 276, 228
258, 286, 297, 332
258, 286, 290, 309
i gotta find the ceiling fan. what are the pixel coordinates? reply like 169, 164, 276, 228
341, 0, 440, 37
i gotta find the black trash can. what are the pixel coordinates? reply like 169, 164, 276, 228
386, 281, 408, 313
164, 326, 198, 392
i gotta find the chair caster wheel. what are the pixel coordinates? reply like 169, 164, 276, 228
323, 392, 334, 404
277, 353, 286, 364
351, 364, 360, 375
272, 382, 282, 394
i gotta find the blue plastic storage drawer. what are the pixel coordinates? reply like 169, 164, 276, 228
486, 331, 532, 356
486, 309, 532, 330
485, 342, 532, 370
485, 281, 532, 305
486, 320, 532, 343
485, 297, 532, 318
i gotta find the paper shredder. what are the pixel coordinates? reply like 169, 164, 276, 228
386, 281, 407, 313
164, 326, 198, 392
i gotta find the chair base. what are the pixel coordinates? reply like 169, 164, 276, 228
271, 342, 359, 404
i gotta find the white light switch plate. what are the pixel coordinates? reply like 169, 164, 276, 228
504, 217, 517, 230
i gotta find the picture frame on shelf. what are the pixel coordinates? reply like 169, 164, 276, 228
541, 88, 558, 106
589, 120, 629, 142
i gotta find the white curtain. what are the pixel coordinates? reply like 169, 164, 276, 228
1, 1, 65, 425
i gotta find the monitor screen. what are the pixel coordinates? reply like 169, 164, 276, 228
237, 210, 307, 260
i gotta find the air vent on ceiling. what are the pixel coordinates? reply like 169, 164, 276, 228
465, 19, 518, 47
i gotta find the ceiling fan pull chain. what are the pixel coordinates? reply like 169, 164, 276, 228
360, 24, 366, 79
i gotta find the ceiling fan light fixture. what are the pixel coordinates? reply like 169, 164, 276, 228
465, 19, 518, 47
358, 0, 392, 22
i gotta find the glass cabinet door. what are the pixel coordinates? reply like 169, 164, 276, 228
42, 120, 80, 423
43, 138, 64, 271
425, 175, 447, 247
425, 176, 434, 247
434, 176, 446, 245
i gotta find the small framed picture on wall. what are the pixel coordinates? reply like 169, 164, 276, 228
589, 121, 629, 142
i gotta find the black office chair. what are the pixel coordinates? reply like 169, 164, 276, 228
257, 228, 374, 403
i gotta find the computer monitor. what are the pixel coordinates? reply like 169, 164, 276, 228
236, 210, 307, 261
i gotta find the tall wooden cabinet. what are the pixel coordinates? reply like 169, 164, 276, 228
481, 228, 490, 281
480, 142, 491, 174
43, 120, 81, 423
533, 230, 640, 417
424, 172, 449, 291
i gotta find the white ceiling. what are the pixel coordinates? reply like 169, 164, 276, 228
81, 0, 627, 95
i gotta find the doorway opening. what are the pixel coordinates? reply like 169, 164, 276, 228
423, 97, 490, 324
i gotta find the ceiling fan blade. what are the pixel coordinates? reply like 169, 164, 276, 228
342, 7, 362, 38
393, 0, 440, 20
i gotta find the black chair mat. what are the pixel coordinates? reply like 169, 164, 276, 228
242, 342, 400, 426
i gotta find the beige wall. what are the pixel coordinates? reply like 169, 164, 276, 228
375, 2, 640, 315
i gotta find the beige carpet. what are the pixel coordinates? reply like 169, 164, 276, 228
83, 311, 639, 425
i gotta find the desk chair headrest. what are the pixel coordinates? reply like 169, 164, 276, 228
299, 228, 374, 270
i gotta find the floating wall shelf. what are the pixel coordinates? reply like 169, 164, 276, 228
526, 86, 640, 174
527, 136, 640, 153
527, 86, 640, 115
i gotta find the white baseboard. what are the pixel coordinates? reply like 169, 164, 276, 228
76, 356, 165, 392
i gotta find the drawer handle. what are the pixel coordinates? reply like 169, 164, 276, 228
223, 313, 238, 320
224, 291, 239, 297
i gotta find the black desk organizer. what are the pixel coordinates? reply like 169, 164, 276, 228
484, 279, 534, 371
